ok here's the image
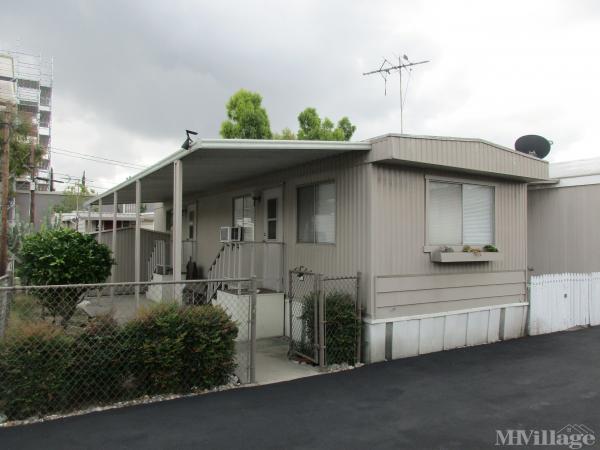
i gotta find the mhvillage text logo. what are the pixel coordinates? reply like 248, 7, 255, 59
495, 425, 595, 449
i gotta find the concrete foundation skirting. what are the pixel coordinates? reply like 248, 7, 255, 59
363, 303, 529, 363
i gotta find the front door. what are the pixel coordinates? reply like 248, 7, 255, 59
262, 187, 283, 291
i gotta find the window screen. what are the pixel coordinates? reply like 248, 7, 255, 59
297, 182, 335, 243
428, 181, 494, 246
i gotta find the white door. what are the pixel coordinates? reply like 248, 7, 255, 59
262, 187, 283, 291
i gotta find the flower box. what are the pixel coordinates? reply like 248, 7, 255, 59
430, 251, 502, 263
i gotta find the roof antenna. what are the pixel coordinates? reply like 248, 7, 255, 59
363, 54, 429, 134
181, 129, 198, 150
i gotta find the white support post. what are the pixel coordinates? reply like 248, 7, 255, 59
98, 198, 103, 232
86, 206, 91, 234
111, 191, 118, 284
135, 180, 141, 306
172, 160, 183, 283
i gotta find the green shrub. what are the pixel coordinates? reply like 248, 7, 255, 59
69, 316, 128, 406
301, 291, 361, 365
123, 304, 238, 395
0, 323, 73, 420
17, 228, 114, 324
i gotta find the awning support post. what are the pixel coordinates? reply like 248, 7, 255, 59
172, 160, 183, 286
112, 191, 118, 283
135, 180, 141, 306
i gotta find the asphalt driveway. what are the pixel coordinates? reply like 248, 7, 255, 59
1, 327, 599, 450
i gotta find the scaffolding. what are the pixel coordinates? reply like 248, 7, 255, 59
0, 50, 54, 191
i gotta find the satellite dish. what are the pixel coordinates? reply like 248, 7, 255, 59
515, 135, 552, 159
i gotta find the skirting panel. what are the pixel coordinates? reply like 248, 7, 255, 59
363, 303, 528, 363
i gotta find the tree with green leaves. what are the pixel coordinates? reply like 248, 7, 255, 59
17, 228, 113, 324
220, 89, 272, 139
272, 127, 296, 140
296, 108, 356, 141
52, 182, 95, 214
0, 112, 44, 183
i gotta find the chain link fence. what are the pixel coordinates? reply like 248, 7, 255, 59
288, 270, 361, 367
0, 277, 256, 421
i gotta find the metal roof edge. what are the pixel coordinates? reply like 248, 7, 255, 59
84, 139, 371, 206
366, 133, 548, 164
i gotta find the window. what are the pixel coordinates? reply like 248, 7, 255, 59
233, 195, 255, 241
266, 198, 278, 240
427, 180, 494, 246
297, 182, 335, 244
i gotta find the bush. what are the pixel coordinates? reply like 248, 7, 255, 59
17, 228, 114, 324
69, 316, 127, 406
301, 291, 360, 365
0, 304, 239, 420
123, 304, 238, 395
0, 323, 73, 420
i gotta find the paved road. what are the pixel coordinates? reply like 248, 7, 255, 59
1, 327, 599, 450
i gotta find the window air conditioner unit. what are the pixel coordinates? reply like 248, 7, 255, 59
220, 226, 243, 242
230, 226, 242, 242
220, 226, 231, 242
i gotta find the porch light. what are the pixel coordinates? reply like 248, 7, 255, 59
181, 129, 198, 150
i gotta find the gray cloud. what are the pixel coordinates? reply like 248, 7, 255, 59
1, 0, 599, 189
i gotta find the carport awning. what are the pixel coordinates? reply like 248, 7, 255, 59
86, 139, 371, 205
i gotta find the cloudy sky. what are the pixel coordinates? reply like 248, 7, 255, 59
1, 0, 599, 192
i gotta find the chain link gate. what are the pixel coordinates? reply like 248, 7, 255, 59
288, 269, 360, 366
288, 268, 319, 363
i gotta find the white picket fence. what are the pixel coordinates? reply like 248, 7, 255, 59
529, 272, 600, 335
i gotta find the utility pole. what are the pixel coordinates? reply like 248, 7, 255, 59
0, 105, 12, 276
29, 140, 36, 224
363, 55, 429, 134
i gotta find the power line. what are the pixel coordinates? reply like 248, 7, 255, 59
363, 54, 429, 133
49, 146, 147, 170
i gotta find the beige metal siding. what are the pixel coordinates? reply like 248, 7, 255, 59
371, 164, 528, 318
187, 152, 372, 307
370, 135, 548, 181
528, 184, 600, 275
94, 228, 170, 282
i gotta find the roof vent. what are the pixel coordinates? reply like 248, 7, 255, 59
514, 135, 552, 159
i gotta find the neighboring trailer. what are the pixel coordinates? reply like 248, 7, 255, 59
528, 158, 600, 276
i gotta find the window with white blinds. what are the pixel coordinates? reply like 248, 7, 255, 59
297, 182, 336, 244
427, 180, 494, 246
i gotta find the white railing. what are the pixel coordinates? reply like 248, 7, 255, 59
147, 239, 171, 281
529, 272, 600, 335
206, 242, 284, 301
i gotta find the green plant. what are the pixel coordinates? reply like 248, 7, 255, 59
483, 244, 499, 252
0, 322, 73, 420
123, 304, 238, 395
220, 89, 272, 139
297, 107, 356, 141
462, 245, 471, 252
17, 228, 114, 324
301, 290, 360, 365
69, 316, 127, 406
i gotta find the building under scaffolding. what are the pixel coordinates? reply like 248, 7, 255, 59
0, 50, 53, 191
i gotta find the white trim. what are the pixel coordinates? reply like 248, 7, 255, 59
363, 302, 529, 324
529, 174, 600, 190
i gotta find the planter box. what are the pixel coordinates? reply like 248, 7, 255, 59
430, 251, 502, 263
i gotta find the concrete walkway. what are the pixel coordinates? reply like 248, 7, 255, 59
255, 337, 319, 384
2, 327, 599, 450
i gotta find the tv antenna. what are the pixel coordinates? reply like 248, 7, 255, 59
363, 54, 429, 133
